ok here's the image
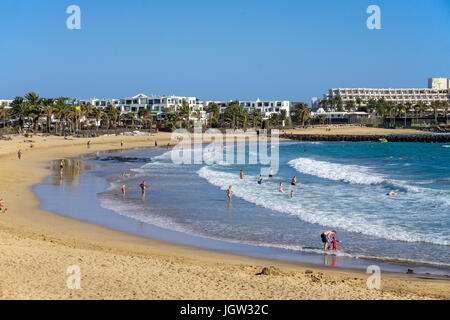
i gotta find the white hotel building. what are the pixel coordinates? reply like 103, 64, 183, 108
0, 99, 13, 107
322, 78, 450, 107
84, 94, 207, 123
206, 98, 290, 119
84, 95, 290, 122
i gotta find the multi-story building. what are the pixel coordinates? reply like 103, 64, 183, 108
0, 99, 13, 107
206, 98, 290, 119
82, 94, 207, 123
322, 78, 450, 107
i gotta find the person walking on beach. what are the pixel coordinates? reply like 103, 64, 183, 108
121, 140, 124, 148
18, 150, 22, 160
87, 140, 91, 148
279, 182, 284, 193
227, 185, 232, 201
60, 160, 64, 170
240, 170, 244, 180
321, 230, 336, 251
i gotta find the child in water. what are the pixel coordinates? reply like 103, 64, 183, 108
330, 236, 341, 251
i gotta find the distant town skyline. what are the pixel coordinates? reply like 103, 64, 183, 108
1, 0, 449, 102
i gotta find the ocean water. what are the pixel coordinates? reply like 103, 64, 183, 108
34, 142, 450, 273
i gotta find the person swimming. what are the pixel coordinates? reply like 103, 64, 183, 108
387, 190, 397, 196
279, 182, 284, 193
258, 175, 263, 185
291, 176, 297, 186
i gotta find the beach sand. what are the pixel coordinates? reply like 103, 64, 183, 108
0, 131, 448, 300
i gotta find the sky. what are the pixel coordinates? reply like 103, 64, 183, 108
1, 0, 449, 103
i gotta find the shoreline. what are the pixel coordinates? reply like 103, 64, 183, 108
36, 147, 450, 275
0, 133, 449, 299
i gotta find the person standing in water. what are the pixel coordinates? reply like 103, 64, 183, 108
279, 182, 284, 193
269, 168, 273, 178
121, 185, 126, 199
60, 160, 64, 170
240, 170, 244, 180
139, 181, 149, 197
290, 190, 294, 198
258, 175, 263, 185
291, 176, 297, 186
321, 230, 336, 251
227, 185, 232, 201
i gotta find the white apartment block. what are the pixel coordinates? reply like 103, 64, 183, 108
323, 78, 450, 107
207, 98, 290, 119
83, 94, 207, 123
0, 99, 13, 107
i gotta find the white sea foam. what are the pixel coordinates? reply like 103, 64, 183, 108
197, 166, 450, 246
288, 158, 385, 185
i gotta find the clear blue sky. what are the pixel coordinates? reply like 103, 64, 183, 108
1, 0, 449, 103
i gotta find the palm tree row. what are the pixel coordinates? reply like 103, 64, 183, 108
321, 97, 449, 125
1, 92, 157, 134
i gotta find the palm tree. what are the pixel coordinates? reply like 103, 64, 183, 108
42, 98, 55, 133
249, 110, 262, 128
298, 104, 311, 126
345, 100, 356, 112
104, 104, 119, 129
404, 102, 412, 127
24, 92, 42, 132
177, 99, 191, 129
125, 112, 136, 129
223, 101, 245, 128
442, 101, 449, 123
356, 97, 363, 111
415, 100, 427, 125
431, 101, 440, 125
89, 107, 102, 131
10, 96, 28, 131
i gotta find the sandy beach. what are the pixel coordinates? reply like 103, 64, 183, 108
0, 130, 449, 300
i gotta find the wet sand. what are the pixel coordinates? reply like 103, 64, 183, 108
0, 132, 448, 299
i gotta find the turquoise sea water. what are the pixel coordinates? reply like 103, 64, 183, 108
34, 141, 450, 271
